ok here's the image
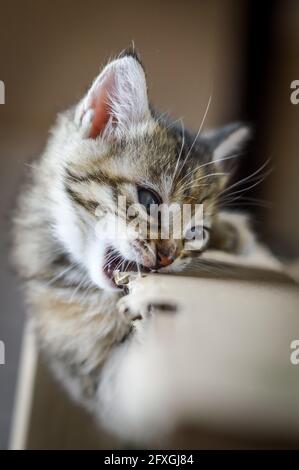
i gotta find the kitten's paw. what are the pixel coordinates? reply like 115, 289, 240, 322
118, 293, 178, 321
118, 293, 148, 321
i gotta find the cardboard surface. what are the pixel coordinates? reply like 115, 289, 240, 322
10, 272, 299, 449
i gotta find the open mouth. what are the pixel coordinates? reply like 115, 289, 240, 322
103, 246, 150, 288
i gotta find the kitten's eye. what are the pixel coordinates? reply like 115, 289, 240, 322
185, 226, 210, 244
137, 187, 161, 213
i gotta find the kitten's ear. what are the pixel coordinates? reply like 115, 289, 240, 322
203, 123, 251, 168
75, 52, 150, 139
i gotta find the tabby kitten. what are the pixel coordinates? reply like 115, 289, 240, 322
13, 51, 252, 434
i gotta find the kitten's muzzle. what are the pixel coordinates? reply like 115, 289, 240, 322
133, 239, 177, 269
154, 240, 177, 269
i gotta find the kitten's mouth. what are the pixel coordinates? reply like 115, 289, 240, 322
103, 246, 150, 288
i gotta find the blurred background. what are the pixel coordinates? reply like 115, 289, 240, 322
0, 0, 298, 449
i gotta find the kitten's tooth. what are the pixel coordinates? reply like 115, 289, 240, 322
114, 271, 131, 287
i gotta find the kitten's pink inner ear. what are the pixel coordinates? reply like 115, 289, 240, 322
89, 73, 116, 138
80, 56, 149, 139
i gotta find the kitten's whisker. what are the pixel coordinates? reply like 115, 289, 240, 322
155, 112, 185, 130
125, 259, 131, 273
103, 251, 126, 271
182, 171, 228, 188
69, 274, 89, 303
166, 116, 186, 129
176, 183, 210, 195
46, 264, 75, 286
77, 280, 95, 305
154, 111, 170, 124
224, 169, 272, 195
175, 171, 227, 196
175, 94, 212, 184
220, 191, 273, 206
237, 196, 272, 207
178, 150, 245, 191
177, 171, 227, 190
171, 119, 185, 184
220, 169, 273, 202
115, 259, 124, 272
197, 151, 245, 172
223, 201, 272, 209
220, 158, 272, 196
103, 253, 121, 270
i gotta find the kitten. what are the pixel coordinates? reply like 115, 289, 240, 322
13, 50, 258, 434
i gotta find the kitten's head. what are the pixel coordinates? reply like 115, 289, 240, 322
51, 51, 249, 291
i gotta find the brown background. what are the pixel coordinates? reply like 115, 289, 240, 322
0, 0, 298, 449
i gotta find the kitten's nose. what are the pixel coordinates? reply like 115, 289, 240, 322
156, 242, 176, 268
157, 252, 174, 268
